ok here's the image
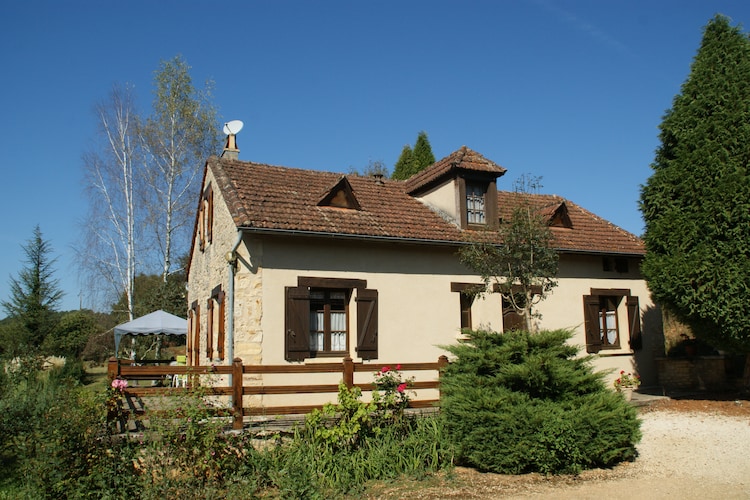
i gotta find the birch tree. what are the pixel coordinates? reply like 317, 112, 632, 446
80, 84, 140, 320
139, 56, 221, 281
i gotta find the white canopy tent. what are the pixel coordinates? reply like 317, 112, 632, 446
113, 310, 187, 356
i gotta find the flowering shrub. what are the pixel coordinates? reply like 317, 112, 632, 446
613, 371, 641, 390
373, 364, 414, 414
111, 377, 128, 392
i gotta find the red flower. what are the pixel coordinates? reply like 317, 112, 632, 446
381, 366, 390, 373
396, 364, 402, 371
397, 383, 407, 393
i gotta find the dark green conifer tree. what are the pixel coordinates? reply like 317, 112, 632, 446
1, 226, 63, 354
391, 144, 416, 180
640, 15, 750, 352
412, 130, 435, 170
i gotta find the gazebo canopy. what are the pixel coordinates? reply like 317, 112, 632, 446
114, 310, 187, 355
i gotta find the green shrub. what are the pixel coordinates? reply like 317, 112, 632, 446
440, 329, 641, 474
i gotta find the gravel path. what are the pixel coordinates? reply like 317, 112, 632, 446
519, 410, 750, 499
369, 401, 750, 499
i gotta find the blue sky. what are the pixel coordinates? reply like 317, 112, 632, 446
1, 0, 749, 314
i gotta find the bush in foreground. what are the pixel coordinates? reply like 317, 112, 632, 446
440, 329, 641, 474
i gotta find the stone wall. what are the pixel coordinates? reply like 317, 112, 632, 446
656, 356, 729, 391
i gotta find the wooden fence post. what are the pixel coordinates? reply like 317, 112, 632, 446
107, 357, 119, 381
232, 358, 244, 430
437, 355, 448, 399
343, 356, 354, 388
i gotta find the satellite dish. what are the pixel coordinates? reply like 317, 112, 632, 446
223, 120, 244, 135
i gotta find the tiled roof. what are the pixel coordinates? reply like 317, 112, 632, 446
497, 192, 644, 255
404, 146, 507, 195
208, 149, 644, 256
209, 156, 465, 242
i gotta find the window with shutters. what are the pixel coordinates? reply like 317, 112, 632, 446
583, 289, 642, 354
458, 177, 498, 229
451, 282, 483, 330
285, 277, 378, 361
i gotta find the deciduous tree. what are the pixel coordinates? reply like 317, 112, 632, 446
640, 15, 750, 353
459, 175, 558, 332
139, 55, 221, 282
80, 83, 140, 319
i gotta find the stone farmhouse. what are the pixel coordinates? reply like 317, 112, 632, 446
186, 133, 662, 408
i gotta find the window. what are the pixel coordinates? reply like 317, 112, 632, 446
451, 283, 482, 330
603, 257, 629, 273
583, 289, 642, 353
502, 297, 526, 332
460, 293, 473, 329
459, 177, 497, 229
285, 277, 378, 361
309, 289, 349, 354
466, 183, 486, 224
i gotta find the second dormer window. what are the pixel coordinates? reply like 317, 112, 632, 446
466, 183, 486, 224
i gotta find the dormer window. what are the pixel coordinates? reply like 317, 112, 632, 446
459, 178, 497, 229
466, 183, 486, 224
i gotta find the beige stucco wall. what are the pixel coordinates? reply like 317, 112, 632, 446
414, 181, 459, 224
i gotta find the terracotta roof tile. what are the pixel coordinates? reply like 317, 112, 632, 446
404, 146, 507, 194
208, 150, 644, 256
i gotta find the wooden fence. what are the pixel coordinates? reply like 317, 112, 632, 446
107, 356, 448, 430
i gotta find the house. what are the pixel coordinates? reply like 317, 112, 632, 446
186, 135, 662, 408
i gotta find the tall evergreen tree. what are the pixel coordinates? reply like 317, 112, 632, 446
412, 130, 435, 170
391, 144, 415, 180
1, 226, 63, 353
391, 131, 436, 180
640, 15, 750, 352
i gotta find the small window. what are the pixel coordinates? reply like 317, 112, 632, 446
466, 183, 486, 224
460, 293, 473, 329
598, 296, 622, 348
309, 289, 349, 354
583, 290, 642, 353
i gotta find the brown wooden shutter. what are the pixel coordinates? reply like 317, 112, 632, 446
206, 298, 214, 358
206, 187, 214, 244
356, 288, 378, 360
285, 286, 310, 361
627, 295, 643, 350
217, 291, 225, 360
583, 295, 602, 353
192, 302, 201, 366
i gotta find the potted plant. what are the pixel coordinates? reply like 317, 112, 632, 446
613, 370, 641, 400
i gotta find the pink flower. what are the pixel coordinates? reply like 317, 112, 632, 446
111, 378, 128, 392
395, 364, 402, 371
397, 383, 407, 393
381, 366, 390, 373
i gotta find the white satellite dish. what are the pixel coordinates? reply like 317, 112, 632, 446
223, 120, 244, 135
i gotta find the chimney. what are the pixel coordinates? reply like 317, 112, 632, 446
221, 120, 244, 160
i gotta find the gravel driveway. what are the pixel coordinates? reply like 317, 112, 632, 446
370, 397, 750, 499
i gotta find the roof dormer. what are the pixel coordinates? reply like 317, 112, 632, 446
318, 176, 361, 210
405, 146, 506, 229
542, 201, 573, 228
